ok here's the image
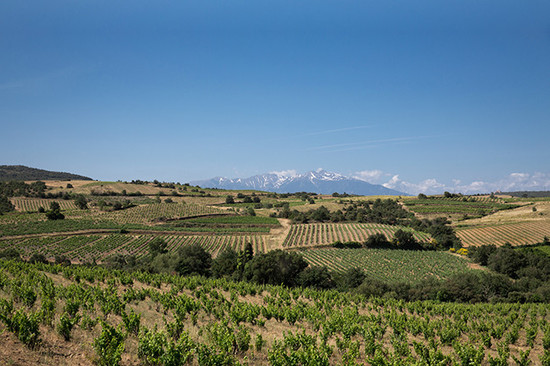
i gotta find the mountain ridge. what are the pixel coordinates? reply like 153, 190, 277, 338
192, 170, 408, 196
0, 165, 93, 181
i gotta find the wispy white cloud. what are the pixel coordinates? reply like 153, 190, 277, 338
305, 125, 374, 136
451, 172, 550, 194
354, 170, 550, 195
269, 169, 299, 178
352, 170, 385, 183
382, 175, 446, 195
306, 136, 425, 152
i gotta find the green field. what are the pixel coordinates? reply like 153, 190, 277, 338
0, 259, 548, 366
300, 248, 472, 283
183, 215, 280, 225
404, 197, 518, 216
283, 223, 431, 248
0, 233, 270, 262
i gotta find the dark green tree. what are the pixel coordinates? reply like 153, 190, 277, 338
148, 238, 168, 258
298, 266, 334, 289
175, 244, 212, 276
46, 201, 64, 220
211, 248, 238, 278
236, 242, 254, 276
364, 233, 390, 248
392, 229, 420, 249
0, 195, 14, 214
29, 253, 48, 264
339, 267, 366, 289
243, 250, 307, 287
74, 194, 88, 209
0, 248, 21, 260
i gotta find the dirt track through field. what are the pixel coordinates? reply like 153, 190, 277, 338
266, 218, 292, 250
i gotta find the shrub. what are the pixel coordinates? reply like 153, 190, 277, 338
29, 253, 48, 264
46, 202, 64, 220
57, 312, 80, 341
122, 309, 141, 336
74, 194, 88, 209
10, 309, 41, 348
364, 233, 390, 248
0, 248, 21, 261
93, 322, 125, 366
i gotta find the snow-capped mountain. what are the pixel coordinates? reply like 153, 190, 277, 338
191, 170, 407, 196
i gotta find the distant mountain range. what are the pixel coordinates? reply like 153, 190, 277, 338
192, 170, 408, 196
0, 165, 93, 181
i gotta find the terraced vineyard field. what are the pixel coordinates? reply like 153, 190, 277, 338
282, 223, 431, 247
98, 203, 228, 224
456, 221, 550, 246
112, 234, 268, 260
404, 197, 518, 216
0, 233, 269, 262
0, 203, 253, 236
300, 248, 473, 283
10, 197, 78, 212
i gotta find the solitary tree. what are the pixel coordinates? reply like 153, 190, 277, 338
175, 244, 212, 276
0, 195, 14, 214
46, 201, 64, 220
392, 229, 419, 249
148, 238, 168, 258
74, 194, 88, 209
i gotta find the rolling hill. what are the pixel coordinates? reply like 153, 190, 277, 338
0, 165, 93, 181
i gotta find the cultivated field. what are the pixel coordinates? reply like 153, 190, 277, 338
300, 248, 472, 283
282, 223, 431, 248
457, 221, 550, 247
403, 196, 519, 217
0, 234, 269, 263
1, 260, 549, 366
10, 198, 78, 212
454, 201, 550, 247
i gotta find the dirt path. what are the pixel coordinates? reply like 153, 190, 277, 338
266, 218, 292, 251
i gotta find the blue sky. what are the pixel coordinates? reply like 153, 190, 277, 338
1, 1, 549, 194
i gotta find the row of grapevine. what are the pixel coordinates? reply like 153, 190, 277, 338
0, 233, 270, 262
282, 223, 431, 247
457, 221, 550, 246
0, 259, 548, 365
10, 198, 78, 212
98, 203, 227, 224
300, 248, 472, 283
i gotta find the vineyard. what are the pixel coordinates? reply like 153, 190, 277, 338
0, 234, 269, 263
282, 223, 431, 248
299, 248, 472, 283
404, 197, 518, 216
96, 203, 229, 224
10, 198, 78, 212
456, 221, 550, 247
0, 259, 549, 365
0, 202, 278, 236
